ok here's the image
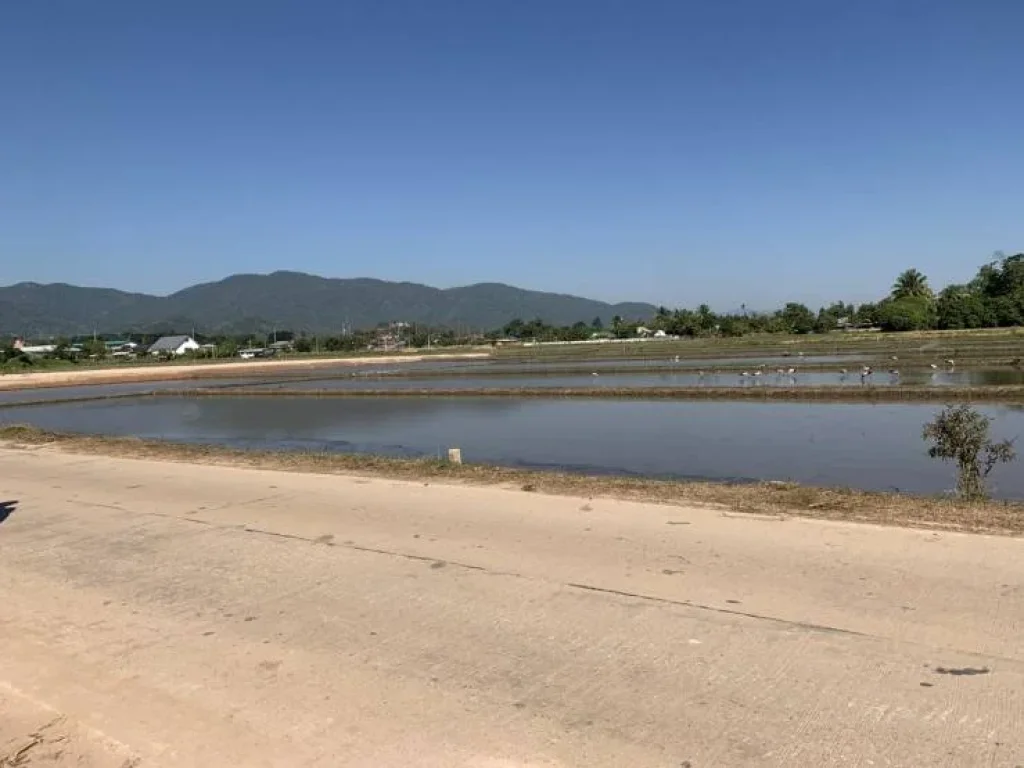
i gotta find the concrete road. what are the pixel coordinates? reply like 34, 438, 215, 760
1, 445, 1022, 767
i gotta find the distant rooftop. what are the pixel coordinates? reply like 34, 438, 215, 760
148, 335, 194, 352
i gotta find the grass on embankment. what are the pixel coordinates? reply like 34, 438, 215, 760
2, 425, 1021, 536
493, 328, 1024, 365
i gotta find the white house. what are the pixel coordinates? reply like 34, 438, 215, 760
148, 335, 200, 356
12, 338, 57, 355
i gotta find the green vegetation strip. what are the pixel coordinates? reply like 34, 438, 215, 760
168, 385, 1024, 403
493, 330, 1024, 363
2, 424, 1021, 536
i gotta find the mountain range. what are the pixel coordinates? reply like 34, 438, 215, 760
0, 272, 656, 337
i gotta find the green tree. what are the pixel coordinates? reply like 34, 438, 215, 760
503, 318, 525, 338
876, 296, 935, 332
923, 404, 1016, 500
718, 315, 748, 337
935, 285, 994, 330
854, 302, 880, 326
814, 304, 847, 334
82, 339, 107, 358
891, 269, 932, 300
778, 303, 816, 334
591, 316, 603, 330
696, 304, 716, 334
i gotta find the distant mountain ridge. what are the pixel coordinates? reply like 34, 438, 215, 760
0, 271, 656, 337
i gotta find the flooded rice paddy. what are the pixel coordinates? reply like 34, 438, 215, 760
231, 367, 1024, 391
3, 393, 1022, 499
2, 356, 1022, 498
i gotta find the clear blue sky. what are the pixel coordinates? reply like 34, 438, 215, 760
3, 1, 1022, 309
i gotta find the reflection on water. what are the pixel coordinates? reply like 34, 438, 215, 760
4, 396, 1022, 499
222, 367, 1024, 391
4, 363, 1022, 405
0, 377, 263, 405
455, 355, 866, 373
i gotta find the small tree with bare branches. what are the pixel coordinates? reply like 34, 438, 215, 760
923, 404, 1015, 500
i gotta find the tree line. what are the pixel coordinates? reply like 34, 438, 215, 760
497, 252, 1024, 341
6, 253, 1022, 354
2, 324, 480, 366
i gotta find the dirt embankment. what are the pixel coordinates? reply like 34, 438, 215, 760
3, 426, 1022, 535
0, 352, 489, 391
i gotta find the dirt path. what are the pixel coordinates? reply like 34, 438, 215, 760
0, 352, 489, 391
1, 446, 1022, 766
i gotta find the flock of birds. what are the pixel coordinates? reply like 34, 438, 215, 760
730, 356, 957, 385
730, 356, 957, 386
586, 356, 959, 386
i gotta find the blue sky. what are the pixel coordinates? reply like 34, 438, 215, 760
2, 1, 1022, 308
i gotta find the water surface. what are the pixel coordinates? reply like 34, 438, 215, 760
5, 396, 1021, 499
219, 367, 1024, 391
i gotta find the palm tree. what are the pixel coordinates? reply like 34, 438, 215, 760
891, 269, 932, 299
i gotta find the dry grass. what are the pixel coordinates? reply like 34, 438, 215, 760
2, 425, 1021, 536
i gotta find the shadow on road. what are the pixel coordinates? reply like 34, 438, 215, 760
0, 500, 18, 525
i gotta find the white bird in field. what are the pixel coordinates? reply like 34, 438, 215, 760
890, 355, 899, 361
674, 355, 680, 362
591, 372, 599, 376
753, 370, 762, 377
929, 363, 938, 370
839, 368, 847, 375
945, 359, 955, 367
786, 367, 796, 375
740, 371, 750, 378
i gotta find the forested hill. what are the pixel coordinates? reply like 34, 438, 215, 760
0, 271, 656, 336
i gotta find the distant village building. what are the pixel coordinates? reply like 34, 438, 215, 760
107, 340, 139, 357
12, 338, 57, 355
148, 335, 200, 356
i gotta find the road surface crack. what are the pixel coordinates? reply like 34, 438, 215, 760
565, 582, 868, 637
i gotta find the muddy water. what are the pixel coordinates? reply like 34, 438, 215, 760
223, 368, 1024, 391
4, 396, 1022, 499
